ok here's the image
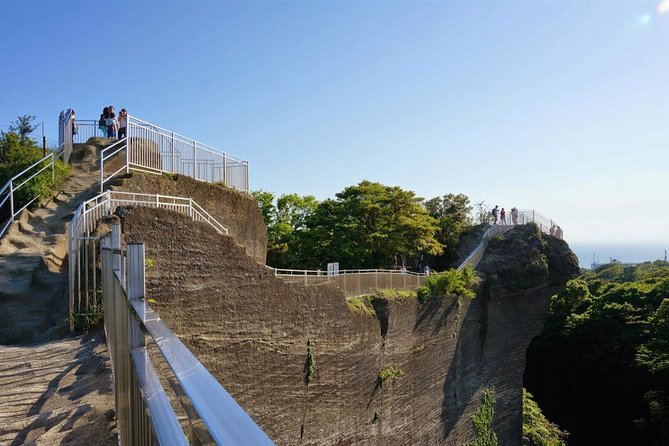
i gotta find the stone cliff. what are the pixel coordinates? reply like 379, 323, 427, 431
117, 198, 579, 445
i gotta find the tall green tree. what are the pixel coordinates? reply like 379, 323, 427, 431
251, 190, 319, 268
424, 193, 473, 262
303, 181, 442, 269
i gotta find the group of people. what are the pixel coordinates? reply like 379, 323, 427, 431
550, 225, 563, 239
491, 205, 519, 225
99, 106, 128, 140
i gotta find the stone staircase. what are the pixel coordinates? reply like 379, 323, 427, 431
0, 138, 119, 445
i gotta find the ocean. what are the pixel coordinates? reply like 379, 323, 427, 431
569, 242, 669, 269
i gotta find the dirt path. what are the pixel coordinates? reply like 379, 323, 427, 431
0, 139, 117, 445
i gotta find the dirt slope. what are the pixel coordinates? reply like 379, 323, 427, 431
0, 138, 117, 445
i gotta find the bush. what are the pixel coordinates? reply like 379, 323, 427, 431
417, 265, 477, 299
347, 296, 376, 316
522, 388, 568, 446
0, 131, 70, 220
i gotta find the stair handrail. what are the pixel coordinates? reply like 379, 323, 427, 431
0, 144, 64, 239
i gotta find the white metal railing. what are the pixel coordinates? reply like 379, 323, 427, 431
0, 145, 64, 239
57, 111, 250, 193
271, 267, 429, 297
68, 190, 228, 331
457, 211, 563, 271
273, 210, 563, 291
94, 115, 249, 193
102, 228, 274, 445
72, 119, 105, 143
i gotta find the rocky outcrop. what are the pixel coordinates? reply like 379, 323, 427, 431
111, 171, 267, 264
119, 207, 579, 445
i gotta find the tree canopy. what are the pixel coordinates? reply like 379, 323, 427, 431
525, 261, 669, 446
254, 181, 471, 270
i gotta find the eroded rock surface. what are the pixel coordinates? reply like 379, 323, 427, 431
121, 208, 579, 445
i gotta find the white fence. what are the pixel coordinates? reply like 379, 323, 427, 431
102, 228, 273, 445
0, 145, 64, 238
58, 111, 250, 193
68, 190, 227, 331
272, 268, 429, 297
274, 211, 564, 292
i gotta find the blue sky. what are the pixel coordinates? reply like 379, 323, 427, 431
1, 0, 668, 256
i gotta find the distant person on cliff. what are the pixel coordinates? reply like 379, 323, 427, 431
511, 207, 518, 225
500, 208, 507, 224
492, 205, 499, 224
118, 108, 128, 140
99, 107, 108, 137
550, 225, 556, 236
556, 226, 563, 239
105, 105, 117, 138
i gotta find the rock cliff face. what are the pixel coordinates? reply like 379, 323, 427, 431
112, 171, 267, 263
118, 206, 578, 446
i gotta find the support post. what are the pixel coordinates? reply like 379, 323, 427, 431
193, 141, 197, 180
9, 182, 14, 221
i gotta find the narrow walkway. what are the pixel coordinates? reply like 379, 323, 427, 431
0, 138, 117, 445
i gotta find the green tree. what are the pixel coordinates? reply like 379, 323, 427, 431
303, 181, 442, 269
8, 114, 38, 142
424, 193, 473, 262
251, 190, 319, 268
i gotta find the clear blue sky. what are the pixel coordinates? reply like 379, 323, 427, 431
1, 0, 668, 251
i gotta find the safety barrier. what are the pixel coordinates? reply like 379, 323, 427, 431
58, 111, 250, 193
0, 145, 64, 239
274, 211, 564, 291
68, 190, 227, 331
272, 268, 429, 297
101, 226, 273, 445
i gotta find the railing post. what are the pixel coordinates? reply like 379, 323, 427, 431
68, 225, 75, 332
125, 117, 131, 174
223, 154, 227, 186
9, 181, 14, 221
193, 141, 197, 180
112, 223, 123, 286
126, 243, 146, 346
51, 153, 55, 181
171, 132, 176, 173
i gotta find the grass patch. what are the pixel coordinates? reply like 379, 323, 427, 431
374, 288, 417, 300
417, 265, 477, 300
215, 181, 227, 188
162, 173, 178, 181
147, 298, 158, 304
378, 366, 405, 382
146, 258, 155, 268
347, 296, 376, 316
71, 305, 104, 333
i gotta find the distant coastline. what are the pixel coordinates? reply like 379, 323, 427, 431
570, 242, 669, 269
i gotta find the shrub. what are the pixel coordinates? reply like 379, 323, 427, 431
417, 265, 477, 299
347, 296, 376, 316
162, 172, 178, 181
522, 388, 568, 446
0, 131, 70, 220
378, 366, 405, 382
374, 288, 417, 300
464, 387, 498, 446
304, 339, 316, 384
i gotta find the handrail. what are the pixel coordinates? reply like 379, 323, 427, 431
273, 211, 564, 291
102, 237, 273, 444
0, 144, 64, 240
272, 267, 427, 277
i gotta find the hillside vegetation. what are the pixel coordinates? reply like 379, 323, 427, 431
525, 261, 669, 445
